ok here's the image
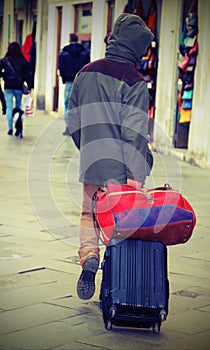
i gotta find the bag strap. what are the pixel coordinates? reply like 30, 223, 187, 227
92, 190, 106, 245
6, 58, 22, 82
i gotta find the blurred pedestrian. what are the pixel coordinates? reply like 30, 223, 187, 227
22, 21, 36, 89
59, 33, 90, 136
0, 42, 31, 135
68, 13, 154, 300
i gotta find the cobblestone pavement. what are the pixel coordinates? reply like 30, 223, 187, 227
0, 111, 210, 350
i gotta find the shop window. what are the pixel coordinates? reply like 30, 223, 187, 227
174, 0, 198, 149
14, 0, 25, 9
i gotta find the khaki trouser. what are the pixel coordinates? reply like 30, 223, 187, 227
78, 184, 100, 267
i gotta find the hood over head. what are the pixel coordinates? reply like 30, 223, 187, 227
63, 42, 85, 56
105, 13, 154, 65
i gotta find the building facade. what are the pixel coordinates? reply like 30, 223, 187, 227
1, 0, 210, 168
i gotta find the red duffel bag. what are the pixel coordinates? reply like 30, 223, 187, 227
92, 182, 196, 246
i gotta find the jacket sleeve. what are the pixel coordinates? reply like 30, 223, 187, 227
121, 80, 153, 183
23, 60, 32, 89
68, 79, 81, 149
58, 51, 66, 83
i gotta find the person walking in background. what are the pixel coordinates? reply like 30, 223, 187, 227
0, 42, 31, 135
0, 80, 6, 115
59, 33, 90, 136
68, 13, 154, 300
22, 21, 36, 89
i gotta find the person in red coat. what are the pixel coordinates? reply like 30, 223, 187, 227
22, 21, 36, 88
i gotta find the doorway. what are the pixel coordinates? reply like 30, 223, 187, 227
53, 6, 62, 112
74, 2, 92, 50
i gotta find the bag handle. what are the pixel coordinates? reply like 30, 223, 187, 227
152, 183, 172, 191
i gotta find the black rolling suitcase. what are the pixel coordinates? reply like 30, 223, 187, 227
100, 238, 169, 333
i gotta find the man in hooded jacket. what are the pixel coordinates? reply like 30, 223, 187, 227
59, 33, 90, 135
68, 13, 154, 300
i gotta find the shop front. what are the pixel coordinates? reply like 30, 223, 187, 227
1, 0, 209, 167
153, 0, 210, 167
45, 0, 210, 167
174, 0, 198, 149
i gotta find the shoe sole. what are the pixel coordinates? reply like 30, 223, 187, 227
77, 257, 99, 300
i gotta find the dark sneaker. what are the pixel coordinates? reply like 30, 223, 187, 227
15, 131, 23, 138
62, 127, 70, 136
77, 257, 99, 300
7, 129, 13, 135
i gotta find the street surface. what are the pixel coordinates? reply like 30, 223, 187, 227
0, 111, 210, 349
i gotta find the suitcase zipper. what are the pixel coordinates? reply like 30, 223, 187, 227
108, 189, 178, 196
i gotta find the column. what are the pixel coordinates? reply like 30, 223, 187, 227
153, 0, 182, 152
58, 2, 74, 115
35, 0, 52, 111
3, 0, 15, 53
91, 0, 108, 61
35, 0, 48, 109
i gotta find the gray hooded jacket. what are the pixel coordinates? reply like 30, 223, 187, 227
68, 13, 154, 186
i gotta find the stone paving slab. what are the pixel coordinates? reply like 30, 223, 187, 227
0, 279, 73, 310
0, 302, 81, 336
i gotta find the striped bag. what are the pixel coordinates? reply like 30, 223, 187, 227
92, 182, 196, 246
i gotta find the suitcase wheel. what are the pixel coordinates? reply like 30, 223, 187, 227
152, 323, 160, 334
159, 309, 167, 322
105, 319, 112, 330
110, 306, 117, 319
